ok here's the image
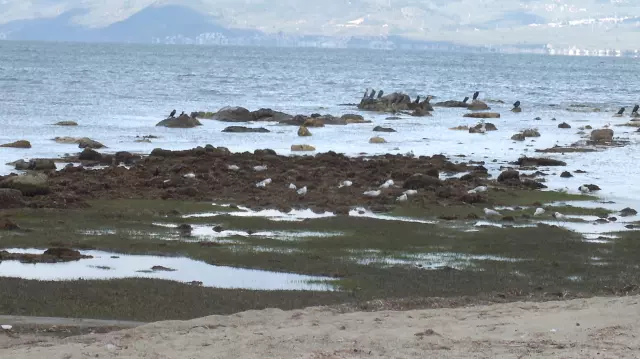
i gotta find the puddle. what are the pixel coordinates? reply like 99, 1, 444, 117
357, 251, 524, 270
0, 248, 337, 291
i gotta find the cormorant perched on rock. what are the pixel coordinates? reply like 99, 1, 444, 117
462, 96, 469, 104
632, 104, 639, 114
169, 109, 176, 118
377, 90, 383, 99
617, 107, 625, 115
513, 100, 521, 108
368, 89, 376, 99
180, 111, 185, 117
363, 88, 369, 99
472, 91, 480, 101
414, 96, 420, 104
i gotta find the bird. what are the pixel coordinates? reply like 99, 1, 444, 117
227, 164, 240, 171
579, 185, 591, 193
483, 208, 501, 218
552, 212, 566, 220
297, 186, 307, 196
288, 183, 297, 190
396, 193, 408, 202
472, 91, 480, 101
183, 173, 195, 179
362, 88, 369, 99
338, 180, 353, 188
413, 96, 420, 104
169, 109, 176, 118
472, 186, 488, 193
403, 189, 418, 196
256, 178, 272, 187
462, 96, 469, 104
632, 104, 639, 114
253, 165, 267, 172
180, 111, 185, 117
513, 100, 521, 108
377, 90, 384, 98
363, 190, 381, 197
616, 107, 625, 116
534, 208, 545, 216
379, 179, 394, 189
368, 89, 376, 99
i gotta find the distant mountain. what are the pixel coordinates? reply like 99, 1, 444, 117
0, 0, 639, 51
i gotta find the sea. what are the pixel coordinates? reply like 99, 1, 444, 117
1, 40, 640, 209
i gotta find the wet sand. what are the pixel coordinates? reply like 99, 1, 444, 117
2, 295, 638, 358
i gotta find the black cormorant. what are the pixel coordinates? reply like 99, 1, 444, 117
169, 109, 176, 118
472, 91, 480, 101
617, 107, 625, 115
513, 100, 521, 108
462, 96, 469, 104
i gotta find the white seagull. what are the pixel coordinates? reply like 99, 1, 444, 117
338, 180, 353, 188
579, 185, 590, 193
379, 179, 395, 189
297, 186, 307, 196
403, 189, 418, 196
227, 165, 240, 171
534, 208, 545, 216
183, 173, 196, 179
483, 208, 501, 218
396, 193, 408, 202
253, 165, 267, 172
288, 183, 297, 190
363, 190, 381, 197
256, 178, 272, 187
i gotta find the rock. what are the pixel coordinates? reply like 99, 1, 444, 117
115, 151, 140, 165
369, 136, 387, 144
522, 129, 541, 137
291, 144, 316, 152
433, 100, 469, 108
0, 248, 91, 263
43, 248, 87, 261
560, 171, 573, 178
54, 121, 78, 126
0, 188, 26, 209
303, 118, 325, 127
222, 126, 270, 133
0, 173, 50, 196
373, 126, 396, 133
0, 218, 19, 230
511, 133, 526, 141
156, 114, 202, 128
469, 123, 498, 133
251, 108, 293, 122
521, 179, 547, 190
582, 184, 601, 192
585, 125, 593, 129
79, 148, 103, 161
341, 114, 366, 124
211, 106, 254, 122
620, 207, 638, 217
463, 112, 500, 119
467, 100, 490, 111
298, 126, 312, 137
515, 157, 566, 166
0, 140, 31, 149
590, 129, 613, 143
558, 122, 571, 129
511, 107, 522, 113
53, 136, 80, 144
12, 159, 56, 171
403, 173, 442, 189
497, 170, 520, 182
78, 138, 105, 149
410, 108, 431, 117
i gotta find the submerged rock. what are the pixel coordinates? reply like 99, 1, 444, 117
369, 136, 387, 144
373, 126, 396, 132
291, 144, 316, 152
0, 140, 31, 149
620, 207, 638, 217
54, 121, 78, 126
463, 112, 500, 119
514, 157, 566, 167
558, 122, 571, 129
156, 114, 202, 128
222, 126, 270, 133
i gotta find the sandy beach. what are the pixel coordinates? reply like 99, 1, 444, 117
2, 295, 639, 358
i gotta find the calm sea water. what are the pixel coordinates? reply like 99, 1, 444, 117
1, 40, 640, 209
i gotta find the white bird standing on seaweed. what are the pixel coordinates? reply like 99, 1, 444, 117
483, 208, 501, 218
396, 193, 408, 202
288, 183, 297, 190
338, 180, 353, 188
379, 179, 394, 189
297, 186, 307, 196
363, 190, 381, 197
534, 208, 545, 216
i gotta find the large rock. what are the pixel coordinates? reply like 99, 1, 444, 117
590, 129, 613, 143
303, 118, 325, 127
0, 173, 50, 196
433, 100, 468, 108
156, 114, 202, 128
403, 173, 442, 189
373, 126, 396, 132
77, 137, 105, 149
341, 114, 366, 124
291, 144, 316, 152
251, 108, 293, 122
358, 92, 433, 113
497, 170, 520, 182
469, 123, 498, 133
13, 159, 56, 171
463, 112, 500, 119
211, 107, 254, 122
369, 136, 387, 144
515, 157, 566, 167
79, 148, 103, 161
0, 188, 26, 209
298, 126, 312, 137
1, 140, 31, 148
467, 100, 490, 111
222, 126, 270, 133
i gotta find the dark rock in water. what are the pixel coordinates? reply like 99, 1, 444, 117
514, 157, 566, 167
620, 207, 638, 217
0, 248, 92, 263
0, 140, 31, 149
115, 151, 140, 165
373, 126, 396, 132
211, 106, 254, 122
280, 114, 370, 126
156, 114, 202, 128
581, 184, 601, 192
467, 100, 490, 111
222, 126, 270, 133
0, 188, 25, 209
213, 225, 224, 232
590, 129, 613, 143
254, 149, 277, 156
608, 217, 617, 222
13, 158, 56, 171
433, 100, 468, 108
403, 173, 442, 189
310, 113, 321, 118
521, 179, 547, 189
151, 265, 176, 272
558, 122, 571, 129
497, 170, 520, 182
464, 112, 499, 119
385, 116, 402, 120
560, 171, 573, 178
79, 148, 102, 161
77, 138, 105, 149
358, 92, 433, 113
469, 123, 498, 133
511, 133, 526, 141
534, 117, 542, 121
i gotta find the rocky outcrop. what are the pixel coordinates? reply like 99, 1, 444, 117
0, 248, 92, 263
497, 170, 520, 183
590, 129, 613, 143
373, 126, 396, 132
156, 114, 202, 128
558, 122, 571, 129
79, 148, 103, 161
463, 112, 500, 119
291, 144, 316, 152
358, 92, 433, 113
54, 121, 78, 126
54, 137, 105, 149
0, 173, 50, 196
12, 158, 56, 171
403, 173, 442, 189
222, 126, 270, 133
512, 129, 540, 141
369, 136, 387, 144
280, 114, 371, 126
0, 188, 26, 209
298, 126, 312, 137
433, 100, 468, 108
469, 123, 498, 133
467, 100, 490, 111
1, 140, 31, 149
514, 157, 567, 167
211, 107, 292, 123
